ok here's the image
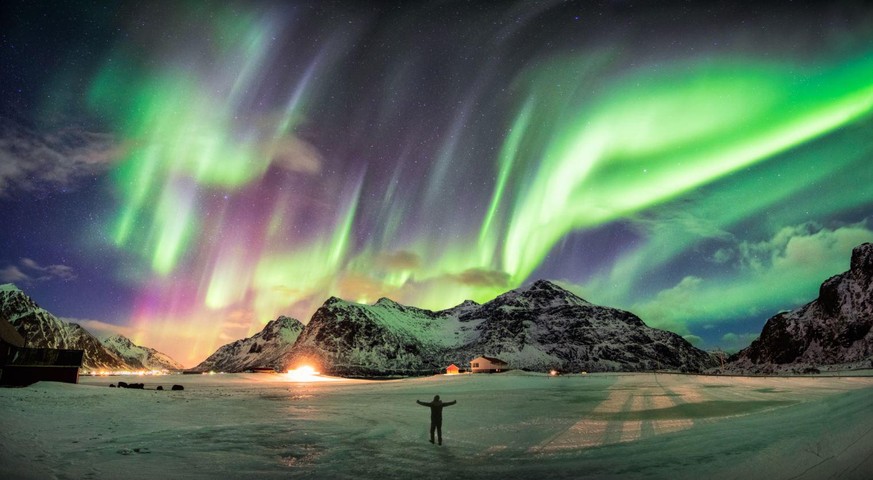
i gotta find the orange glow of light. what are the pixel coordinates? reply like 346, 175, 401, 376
83, 370, 169, 376
285, 365, 326, 382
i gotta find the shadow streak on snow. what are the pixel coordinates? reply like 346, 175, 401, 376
589, 400, 797, 421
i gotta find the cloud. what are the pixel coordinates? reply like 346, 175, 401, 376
682, 334, 703, 346
712, 248, 733, 264
0, 265, 30, 283
0, 117, 120, 196
631, 219, 873, 333
0, 258, 76, 283
632, 276, 704, 334
718, 332, 759, 353
374, 250, 421, 271
450, 268, 510, 287
634, 209, 733, 242
336, 273, 394, 303
269, 135, 323, 174
20, 258, 76, 280
730, 221, 873, 272
69, 318, 136, 339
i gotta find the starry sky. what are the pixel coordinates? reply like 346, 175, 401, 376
2, 0, 873, 367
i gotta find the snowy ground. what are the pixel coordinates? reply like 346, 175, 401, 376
2, 372, 873, 479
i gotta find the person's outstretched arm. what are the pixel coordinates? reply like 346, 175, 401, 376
445, 400, 457, 406
416, 400, 427, 406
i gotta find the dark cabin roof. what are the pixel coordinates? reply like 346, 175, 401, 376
0, 316, 25, 347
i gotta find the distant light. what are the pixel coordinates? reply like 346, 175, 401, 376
549, 370, 559, 376
285, 365, 323, 382
85, 370, 168, 376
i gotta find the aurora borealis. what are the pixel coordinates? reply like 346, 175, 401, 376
2, 1, 873, 367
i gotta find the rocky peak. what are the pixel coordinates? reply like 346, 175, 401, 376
0, 284, 41, 317
274, 315, 302, 328
0, 283, 23, 293
451, 299, 480, 312
323, 296, 347, 308
193, 315, 305, 372
103, 333, 132, 345
374, 297, 401, 307
492, 279, 590, 310
730, 242, 873, 371
529, 279, 561, 290
850, 242, 873, 276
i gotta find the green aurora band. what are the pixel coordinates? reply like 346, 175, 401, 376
498, 54, 873, 285
82, 7, 873, 354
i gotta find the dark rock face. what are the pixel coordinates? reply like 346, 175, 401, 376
0, 284, 184, 372
287, 280, 715, 374
0, 284, 127, 371
287, 298, 450, 376
452, 282, 711, 372
193, 316, 305, 372
851, 242, 873, 276
171, 384, 184, 391
730, 243, 873, 371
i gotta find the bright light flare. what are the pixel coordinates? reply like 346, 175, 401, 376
285, 365, 326, 382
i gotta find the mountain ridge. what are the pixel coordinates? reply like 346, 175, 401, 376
0, 283, 183, 372
286, 279, 716, 375
101, 333, 185, 371
729, 242, 873, 372
192, 315, 305, 372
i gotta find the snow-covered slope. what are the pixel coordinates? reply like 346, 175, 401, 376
101, 334, 184, 371
0, 284, 182, 372
288, 296, 477, 375
454, 280, 715, 372
288, 280, 715, 374
0, 284, 126, 370
193, 316, 305, 372
730, 242, 873, 372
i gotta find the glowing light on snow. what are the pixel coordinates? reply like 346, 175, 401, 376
88, 370, 170, 376
285, 365, 327, 382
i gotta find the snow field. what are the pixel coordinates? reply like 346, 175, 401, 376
1, 372, 872, 479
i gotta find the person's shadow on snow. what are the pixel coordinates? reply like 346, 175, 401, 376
416, 395, 456, 446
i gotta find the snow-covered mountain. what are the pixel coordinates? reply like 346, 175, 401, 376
455, 280, 715, 372
193, 316, 305, 372
287, 295, 471, 375
730, 242, 873, 372
0, 283, 125, 370
101, 334, 185, 371
288, 280, 715, 375
0, 283, 182, 372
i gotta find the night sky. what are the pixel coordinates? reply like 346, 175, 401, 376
2, 1, 873, 367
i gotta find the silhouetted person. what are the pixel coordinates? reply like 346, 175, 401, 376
416, 395, 456, 445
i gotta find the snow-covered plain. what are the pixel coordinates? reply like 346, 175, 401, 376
2, 372, 873, 479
